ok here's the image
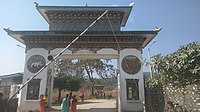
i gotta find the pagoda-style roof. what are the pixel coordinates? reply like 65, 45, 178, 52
4, 4, 161, 52
4, 28, 161, 51
36, 5, 132, 27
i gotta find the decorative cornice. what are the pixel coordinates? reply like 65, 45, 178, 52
46, 11, 124, 23
5, 30, 159, 35
22, 35, 146, 52
36, 6, 132, 26
5, 30, 160, 49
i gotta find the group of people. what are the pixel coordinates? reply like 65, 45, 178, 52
61, 93, 78, 112
38, 93, 77, 112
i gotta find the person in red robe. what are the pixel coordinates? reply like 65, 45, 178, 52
70, 95, 78, 112
39, 95, 46, 112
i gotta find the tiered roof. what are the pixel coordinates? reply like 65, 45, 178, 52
4, 4, 161, 52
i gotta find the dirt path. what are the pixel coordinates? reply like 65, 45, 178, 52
77, 99, 116, 112
51, 99, 116, 112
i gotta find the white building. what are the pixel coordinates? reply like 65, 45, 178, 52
0, 73, 22, 99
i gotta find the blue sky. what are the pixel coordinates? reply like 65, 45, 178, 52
0, 0, 200, 75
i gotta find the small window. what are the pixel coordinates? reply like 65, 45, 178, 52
26, 79, 41, 100
126, 79, 139, 100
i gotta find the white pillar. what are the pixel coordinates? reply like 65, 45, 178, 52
119, 48, 144, 112
48, 62, 54, 108
18, 48, 49, 112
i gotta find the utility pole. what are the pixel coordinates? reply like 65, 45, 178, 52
147, 41, 156, 78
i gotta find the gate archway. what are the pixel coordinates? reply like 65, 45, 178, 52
5, 3, 160, 112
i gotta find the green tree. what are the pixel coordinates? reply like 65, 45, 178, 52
54, 73, 67, 103
54, 59, 116, 96
147, 42, 200, 88
81, 59, 115, 96
54, 73, 82, 103
146, 42, 200, 108
65, 76, 82, 92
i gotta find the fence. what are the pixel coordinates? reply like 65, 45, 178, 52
0, 98, 18, 112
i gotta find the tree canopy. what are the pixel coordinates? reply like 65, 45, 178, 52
54, 73, 82, 102
54, 59, 116, 78
54, 58, 116, 95
146, 42, 200, 88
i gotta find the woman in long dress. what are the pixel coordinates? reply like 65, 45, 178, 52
61, 94, 69, 112
70, 97, 73, 112
66, 94, 70, 112
70, 95, 78, 112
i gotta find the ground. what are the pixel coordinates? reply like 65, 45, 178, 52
50, 99, 116, 112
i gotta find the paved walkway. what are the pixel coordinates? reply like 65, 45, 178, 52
50, 99, 116, 112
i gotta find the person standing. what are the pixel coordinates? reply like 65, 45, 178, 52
69, 92, 72, 111
0, 92, 5, 112
80, 93, 84, 102
44, 95, 48, 110
39, 95, 46, 112
61, 94, 69, 112
70, 95, 78, 112
66, 94, 70, 112
70, 96, 73, 112
0, 93, 3, 99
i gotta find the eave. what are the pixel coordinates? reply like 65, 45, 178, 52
35, 4, 132, 26
4, 28, 161, 49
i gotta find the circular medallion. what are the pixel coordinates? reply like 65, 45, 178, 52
27, 55, 46, 73
121, 55, 141, 75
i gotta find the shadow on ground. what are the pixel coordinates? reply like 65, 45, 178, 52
78, 101, 100, 105
77, 108, 115, 112
48, 108, 115, 112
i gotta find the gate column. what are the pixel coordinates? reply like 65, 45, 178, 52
18, 48, 48, 112
119, 48, 144, 112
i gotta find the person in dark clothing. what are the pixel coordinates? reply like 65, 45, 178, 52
0, 93, 3, 99
0, 93, 6, 112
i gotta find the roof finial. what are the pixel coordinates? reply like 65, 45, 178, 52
155, 27, 162, 31
129, 1, 134, 7
34, 2, 39, 6
3, 27, 11, 32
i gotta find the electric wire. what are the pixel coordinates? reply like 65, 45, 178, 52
106, 12, 143, 101
106, 14, 132, 75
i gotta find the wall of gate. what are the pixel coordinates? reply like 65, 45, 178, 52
145, 83, 200, 112
164, 84, 200, 112
119, 48, 144, 112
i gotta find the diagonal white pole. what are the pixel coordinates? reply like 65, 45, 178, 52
8, 10, 108, 102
